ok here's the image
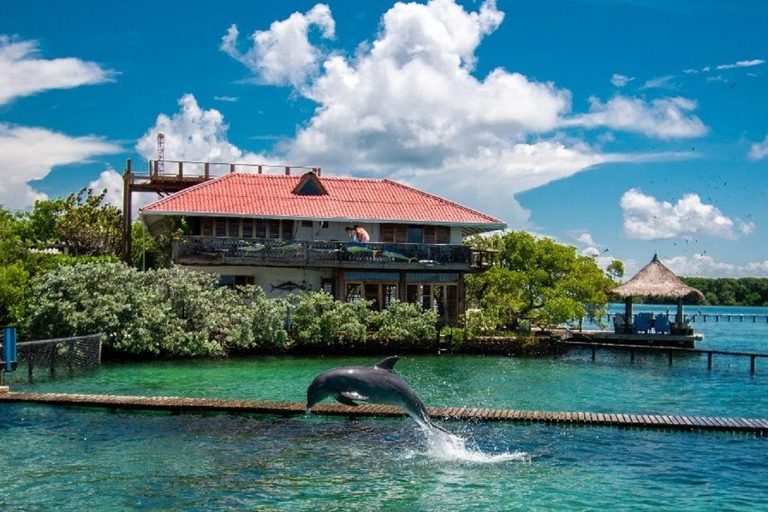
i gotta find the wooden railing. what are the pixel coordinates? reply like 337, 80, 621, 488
144, 160, 321, 180
172, 237, 485, 269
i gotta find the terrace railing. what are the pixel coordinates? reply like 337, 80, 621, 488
172, 237, 486, 270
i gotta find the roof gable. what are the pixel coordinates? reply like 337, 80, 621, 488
292, 172, 328, 196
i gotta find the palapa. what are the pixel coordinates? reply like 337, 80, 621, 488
612, 254, 704, 334
613, 254, 704, 300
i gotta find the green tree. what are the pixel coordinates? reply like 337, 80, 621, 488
467, 231, 615, 331
56, 188, 122, 256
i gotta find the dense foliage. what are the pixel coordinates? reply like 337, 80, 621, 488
27, 263, 291, 357
24, 265, 438, 357
466, 231, 617, 331
639, 277, 768, 307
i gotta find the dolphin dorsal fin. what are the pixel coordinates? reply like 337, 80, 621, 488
374, 356, 400, 371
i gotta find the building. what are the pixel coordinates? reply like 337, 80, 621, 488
139, 166, 506, 325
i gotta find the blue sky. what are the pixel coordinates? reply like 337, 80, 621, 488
1, 0, 767, 277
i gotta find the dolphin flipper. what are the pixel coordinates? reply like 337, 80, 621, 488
336, 391, 369, 406
374, 356, 400, 371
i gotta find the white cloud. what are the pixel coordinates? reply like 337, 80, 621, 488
706, 75, 727, 83
213, 96, 238, 103
88, 168, 124, 209
136, 94, 270, 166
664, 254, 768, 278
716, 59, 765, 70
610, 74, 635, 87
640, 75, 675, 90
566, 96, 707, 139
0, 123, 122, 210
220, 4, 335, 88
620, 188, 744, 240
682, 68, 698, 74
213, 0, 706, 226
0, 35, 114, 106
748, 135, 768, 160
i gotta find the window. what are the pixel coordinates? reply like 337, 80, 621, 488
214, 218, 227, 237
424, 226, 451, 244
228, 218, 240, 238
381, 224, 408, 243
201, 218, 212, 237
382, 224, 450, 244
242, 219, 254, 238
407, 225, 423, 244
208, 217, 294, 240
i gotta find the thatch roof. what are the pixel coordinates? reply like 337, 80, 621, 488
613, 254, 705, 299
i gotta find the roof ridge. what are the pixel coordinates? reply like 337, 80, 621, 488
381, 179, 504, 224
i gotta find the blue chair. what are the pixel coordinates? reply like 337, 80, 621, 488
654, 314, 671, 334
634, 313, 653, 333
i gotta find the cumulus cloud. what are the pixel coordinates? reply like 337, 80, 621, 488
566, 96, 707, 139
620, 189, 744, 240
749, 135, 768, 160
0, 123, 122, 210
212, 0, 708, 226
610, 74, 634, 87
88, 168, 124, 208
136, 94, 271, 165
0, 35, 115, 106
664, 254, 768, 278
716, 59, 765, 70
220, 4, 335, 87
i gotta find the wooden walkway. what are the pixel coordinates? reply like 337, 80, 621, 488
1, 392, 766, 435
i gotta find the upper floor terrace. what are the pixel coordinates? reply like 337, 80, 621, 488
172, 236, 490, 271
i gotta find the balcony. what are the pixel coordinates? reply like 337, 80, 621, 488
172, 237, 488, 271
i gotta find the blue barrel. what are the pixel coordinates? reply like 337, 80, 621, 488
2, 327, 17, 372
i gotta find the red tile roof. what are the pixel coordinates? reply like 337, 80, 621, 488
140, 172, 505, 228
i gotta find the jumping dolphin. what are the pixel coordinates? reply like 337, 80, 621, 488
306, 356, 447, 431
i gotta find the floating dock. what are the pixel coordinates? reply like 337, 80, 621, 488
1, 391, 766, 435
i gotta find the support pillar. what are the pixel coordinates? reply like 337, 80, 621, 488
121, 159, 133, 263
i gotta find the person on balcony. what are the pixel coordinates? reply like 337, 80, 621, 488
354, 225, 370, 242
346, 226, 358, 242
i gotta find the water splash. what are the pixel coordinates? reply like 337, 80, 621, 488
416, 421, 530, 464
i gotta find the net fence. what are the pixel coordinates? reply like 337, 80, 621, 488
13, 334, 102, 381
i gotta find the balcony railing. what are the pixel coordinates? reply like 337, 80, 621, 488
172, 237, 487, 270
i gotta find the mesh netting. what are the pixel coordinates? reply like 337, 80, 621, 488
15, 335, 102, 380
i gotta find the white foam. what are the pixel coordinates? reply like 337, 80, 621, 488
418, 422, 530, 464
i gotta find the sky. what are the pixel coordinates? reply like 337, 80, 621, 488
1, 0, 767, 278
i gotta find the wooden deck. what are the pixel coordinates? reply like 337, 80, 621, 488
1, 392, 766, 435
568, 330, 702, 348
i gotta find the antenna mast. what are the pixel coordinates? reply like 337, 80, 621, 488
156, 132, 165, 173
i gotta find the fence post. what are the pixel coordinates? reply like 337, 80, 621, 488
2, 327, 17, 372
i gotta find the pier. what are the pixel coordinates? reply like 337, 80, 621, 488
603, 312, 768, 324
1, 391, 766, 435
560, 341, 768, 373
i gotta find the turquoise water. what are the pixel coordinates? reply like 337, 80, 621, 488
2, 305, 768, 511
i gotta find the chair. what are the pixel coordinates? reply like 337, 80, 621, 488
654, 314, 671, 334
634, 312, 653, 333
613, 313, 626, 334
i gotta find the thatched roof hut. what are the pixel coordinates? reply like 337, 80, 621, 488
612, 254, 704, 333
613, 254, 705, 300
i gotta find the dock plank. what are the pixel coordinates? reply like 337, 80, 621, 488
3, 391, 767, 435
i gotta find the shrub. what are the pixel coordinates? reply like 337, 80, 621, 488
290, 291, 371, 346
374, 300, 436, 343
